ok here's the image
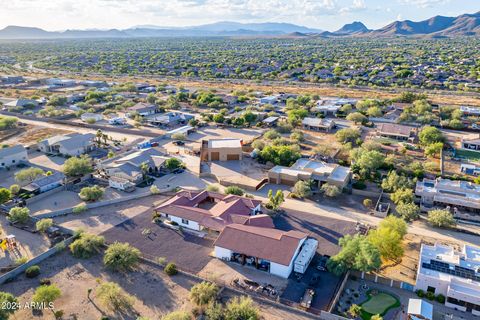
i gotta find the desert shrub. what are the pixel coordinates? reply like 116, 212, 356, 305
436, 294, 445, 303
164, 263, 178, 276
103, 242, 140, 272
25, 265, 40, 278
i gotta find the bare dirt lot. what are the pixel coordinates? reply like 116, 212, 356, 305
377, 233, 462, 285
2, 250, 316, 320
1, 125, 72, 147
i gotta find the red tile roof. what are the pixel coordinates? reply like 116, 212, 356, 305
156, 190, 265, 231
214, 224, 308, 266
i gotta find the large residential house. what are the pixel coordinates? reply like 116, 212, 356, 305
38, 133, 95, 157
214, 224, 308, 278
144, 112, 194, 126
415, 243, 480, 316
201, 139, 243, 161
156, 190, 267, 233
302, 117, 335, 132
376, 123, 416, 141
268, 158, 351, 189
126, 102, 158, 117
98, 148, 169, 185
0, 145, 28, 169
415, 178, 480, 215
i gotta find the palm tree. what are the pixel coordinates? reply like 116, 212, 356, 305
95, 129, 103, 147
140, 162, 149, 182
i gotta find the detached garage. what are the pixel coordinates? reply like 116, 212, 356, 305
202, 138, 243, 162
214, 224, 308, 278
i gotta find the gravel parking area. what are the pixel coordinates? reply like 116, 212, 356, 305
274, 209, 358, 257
101, 211, 214, 273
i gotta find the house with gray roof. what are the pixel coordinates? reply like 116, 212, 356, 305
23, 172, 66, 194
37, 133, 95, 156
98, 148, 170, 184
0, 145, 28, 168
302, 117, 335, 132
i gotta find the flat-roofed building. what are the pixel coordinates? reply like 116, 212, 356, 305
201, 138, 243, 161
415, 243, 480, 316
461, 136, 480, 153
268, 158, 351, 189
460, 106, 480, 116
415, 178, 480, 215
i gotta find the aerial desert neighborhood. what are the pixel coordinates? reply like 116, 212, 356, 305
0, 1, 480, 320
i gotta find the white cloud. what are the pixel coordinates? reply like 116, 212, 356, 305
397, 0, 450, 8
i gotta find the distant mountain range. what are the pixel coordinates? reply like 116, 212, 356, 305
0, 12, 478, 39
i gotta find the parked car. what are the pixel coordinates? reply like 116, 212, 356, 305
173, 141, 185, 146
317, 255, 330, 271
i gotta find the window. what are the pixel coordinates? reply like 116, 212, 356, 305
164, 213, 169, 218
181, 219, 189, 225
427, 286, 436, 293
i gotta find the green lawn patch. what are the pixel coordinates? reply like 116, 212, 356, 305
455, 149, 480, 161
360, 290, 400, 320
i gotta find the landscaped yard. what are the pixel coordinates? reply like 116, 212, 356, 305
360, 290, 400, 320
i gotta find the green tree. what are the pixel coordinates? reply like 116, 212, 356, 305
326, 234, 381, 275
224, 186, 245, 196
419, 126, 444, 146
428, 209, 456, 228
354, 150, 384, 178
335, 128, 360, 143
242, 111, 257, 124
424, 142, 443, 158
391, 188, 414, 205
381, 171, 414, 193
63, 156, 93, 176
263, 129, 280, 140
293, 180, 312, 198
379, 215, 408, 238
396, 202, 420, 221
213, 114, 225, 123
0, 292, 18, 319
205, 302, 224, 320
346, 112, 367, 125
32, 285, 61, 308
0, 188, 11, 204
8, 207, 30, 224
225, 296, 259, 320
103, 242, 141, 272
371, 314, 383, 320
189, 281, 219, 306
95, 281, 135, 313
251, 140, 265, 150
162, 311, 191, 320
36, 218, 53, 233
79, 185, 104, 201
9, 184, 20, 195
70, 233, 105, 259
368, 226, 404, 261
267, 189, 284, 211
321, 183, 341, 197
15, 167, 44, 184
165, 158, 185, 170
260, 145, 300, 166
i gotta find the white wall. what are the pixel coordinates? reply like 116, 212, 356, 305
214, 246, 232, 260
167, 215, 201, 231
0, 149, 27, 168
415, 273, 450, 296
270, 262, 292, 278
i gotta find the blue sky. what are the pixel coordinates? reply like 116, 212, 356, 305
0, 0, 478, 31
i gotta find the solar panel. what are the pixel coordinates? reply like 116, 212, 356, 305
423, 261, 480, 282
